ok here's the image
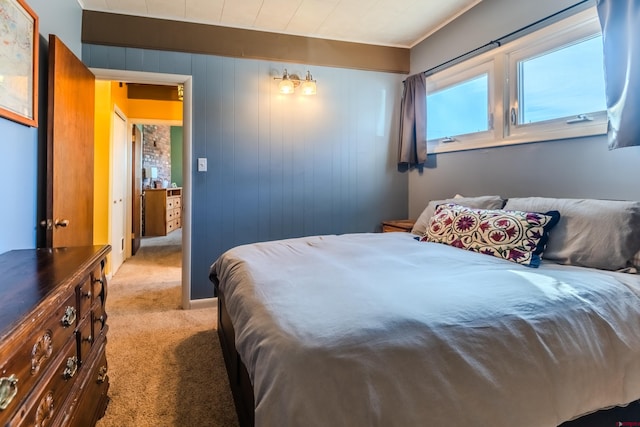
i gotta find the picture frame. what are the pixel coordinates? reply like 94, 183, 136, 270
0, 0, 39, 127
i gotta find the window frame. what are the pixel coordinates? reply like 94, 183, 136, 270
426, 8, 606, 154
426, 59, 498, 152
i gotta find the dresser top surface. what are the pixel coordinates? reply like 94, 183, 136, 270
0, 245, 110, 340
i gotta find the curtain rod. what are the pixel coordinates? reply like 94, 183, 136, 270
407, 0, 592, 81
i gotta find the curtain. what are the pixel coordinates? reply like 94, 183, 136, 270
596, 0, 640, 149
398, 73, 427, 167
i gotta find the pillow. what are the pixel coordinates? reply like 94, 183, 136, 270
421, 203, 560, 267
412, 195, 505, 236
503, 197, 640, 271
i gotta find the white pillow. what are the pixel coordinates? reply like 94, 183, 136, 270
411, 195, 505, 236
503, 197, 640, 271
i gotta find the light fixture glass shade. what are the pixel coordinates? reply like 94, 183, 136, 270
279, 79, 295, 94
300, 71, 316, 95
300, 80, 316, 95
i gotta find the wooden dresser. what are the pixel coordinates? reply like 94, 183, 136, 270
0, 245, 111, 427
144, 188, 182, 236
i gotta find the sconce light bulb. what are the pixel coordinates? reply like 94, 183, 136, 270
300, 71, 317, 95
279, 79, 295, 94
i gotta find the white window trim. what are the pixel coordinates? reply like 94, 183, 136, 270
427, 8, 606, 155
426, 59, 498, 152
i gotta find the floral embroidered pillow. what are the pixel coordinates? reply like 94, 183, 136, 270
421, 203, 561, 267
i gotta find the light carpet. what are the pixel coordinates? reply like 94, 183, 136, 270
96, 230, 239, 427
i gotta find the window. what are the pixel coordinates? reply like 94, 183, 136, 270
516, 36, 606, 125
427, 73, 489, 140
426, 8, 607, 154
426, 60, 497, 149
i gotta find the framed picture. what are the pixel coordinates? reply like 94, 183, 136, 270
0, 0, 39, 127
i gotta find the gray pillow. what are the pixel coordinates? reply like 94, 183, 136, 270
503, 197, 640, 271
411, 195, 505, 236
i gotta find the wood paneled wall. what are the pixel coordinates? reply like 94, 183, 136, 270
82, 44, 407, 299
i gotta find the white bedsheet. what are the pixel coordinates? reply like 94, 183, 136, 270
210, 232, 640, 427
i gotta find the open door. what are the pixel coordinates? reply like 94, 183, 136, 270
44, 35, 95, 247
131, 125, 142, 255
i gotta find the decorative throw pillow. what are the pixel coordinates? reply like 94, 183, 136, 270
411, 195, 505, 236
504, 197, 640, 271
421, 203, 560, 267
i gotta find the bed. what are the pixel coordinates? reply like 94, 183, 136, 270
209, 197, 640, 427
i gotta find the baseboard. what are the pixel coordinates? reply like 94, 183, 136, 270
188, 297, 217, 310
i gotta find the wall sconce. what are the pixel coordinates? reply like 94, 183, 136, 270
177, 84, 184, 101
274, 69, 317, 95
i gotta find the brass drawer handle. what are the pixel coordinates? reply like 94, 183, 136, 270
61, 306, 76, 327
0, 375, 19, 410
94, 315, 106, 328
63, 356, 78, 380
82, 290, 92, 299
97, 365, 108, 384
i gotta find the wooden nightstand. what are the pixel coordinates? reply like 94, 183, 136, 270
381, 219, 416, 233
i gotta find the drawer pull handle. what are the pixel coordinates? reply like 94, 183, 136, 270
63, 356, 78, 379
0, 375, 19, 411
82, 290, 92, 299
97, 365, 108, 384
61, 306, 76, 327
95, 315, 106, 328
83, 335, 94, 344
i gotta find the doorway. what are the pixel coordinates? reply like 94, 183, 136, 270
93, 69, 193, 309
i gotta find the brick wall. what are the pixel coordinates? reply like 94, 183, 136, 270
142, 125, 171, 188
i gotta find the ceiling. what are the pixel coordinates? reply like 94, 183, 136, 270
78, 0, 482, 48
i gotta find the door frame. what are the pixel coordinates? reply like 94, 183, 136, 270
91, 68, 193, 310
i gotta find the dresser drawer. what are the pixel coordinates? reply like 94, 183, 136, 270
76, 277, 93, 321
76, 316, 94, 366
7, 339, 78, 427
92, 303, 107, 339
0, 293, 76, 419
58, 338, 109, 427
91, 269, 106, 307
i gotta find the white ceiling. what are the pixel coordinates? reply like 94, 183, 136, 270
78, 0, 482, 48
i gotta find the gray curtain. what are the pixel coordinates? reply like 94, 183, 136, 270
597, 0, 640, 149
398, 73, 427, 167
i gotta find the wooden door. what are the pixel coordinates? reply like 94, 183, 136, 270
45, 35, 95, 247
131, 125, 142, 255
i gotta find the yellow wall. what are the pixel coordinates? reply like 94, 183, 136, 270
128, 98, 183, 121
93, 81, 183, 273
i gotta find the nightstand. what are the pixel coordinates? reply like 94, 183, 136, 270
381, 219, 416, 233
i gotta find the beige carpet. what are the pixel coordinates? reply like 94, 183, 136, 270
96, 230, 240, 427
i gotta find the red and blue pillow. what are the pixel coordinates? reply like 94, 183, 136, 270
421, 203, 560, 267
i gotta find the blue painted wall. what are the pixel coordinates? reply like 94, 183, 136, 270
0, 0, 82, 254
83, 45, 407, 299
0, 123, 38, 253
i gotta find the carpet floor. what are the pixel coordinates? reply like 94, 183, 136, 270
96, 230, 239, 427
